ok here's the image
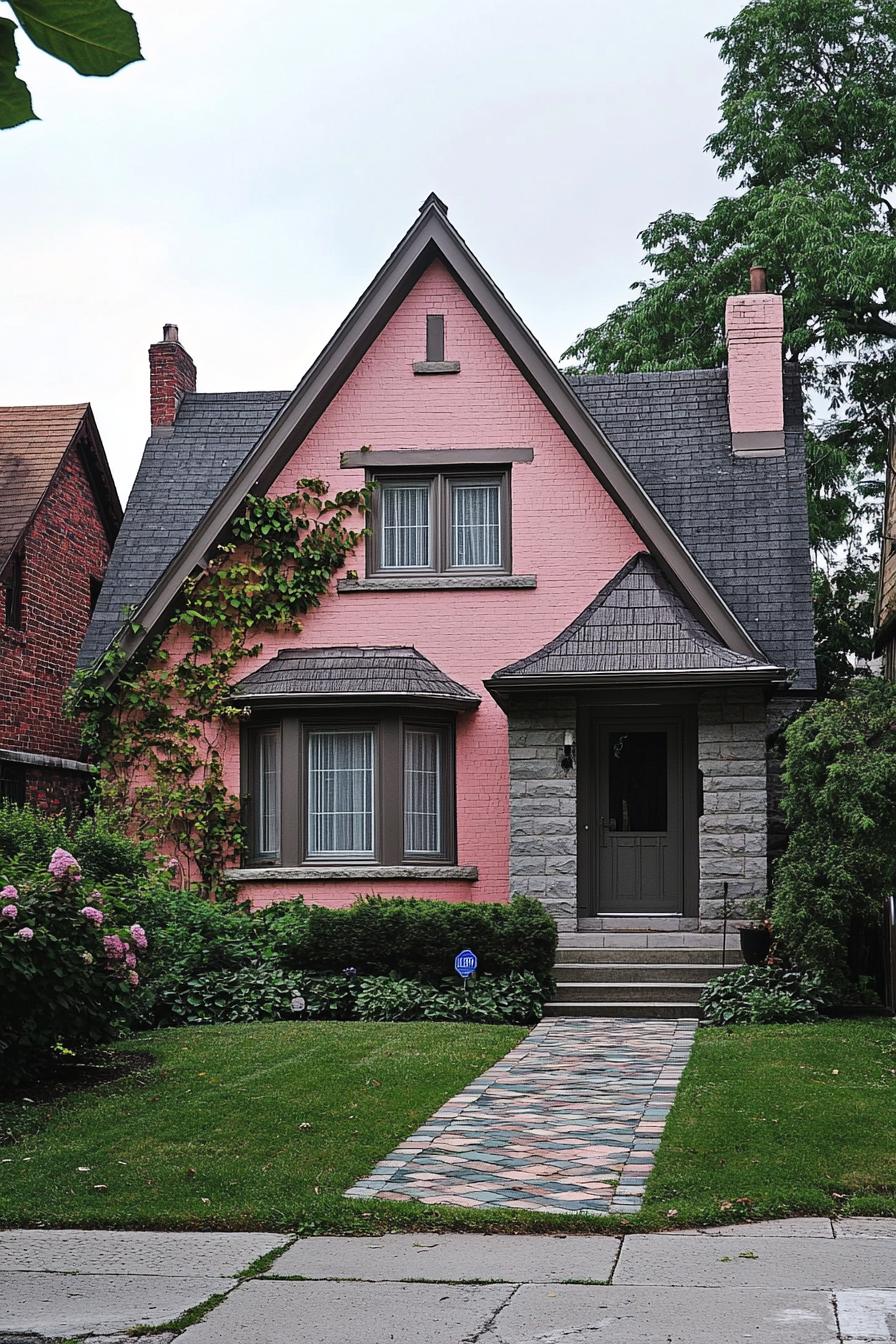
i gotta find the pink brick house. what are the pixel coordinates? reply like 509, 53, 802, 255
80, 197, 814, 938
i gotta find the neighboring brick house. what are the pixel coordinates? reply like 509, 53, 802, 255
0, 405, 121, 810
80, 197, 815, 1010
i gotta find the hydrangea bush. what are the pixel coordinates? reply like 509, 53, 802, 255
0, 845, 148, 1083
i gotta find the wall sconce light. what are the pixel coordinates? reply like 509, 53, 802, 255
560, 730, 576, 771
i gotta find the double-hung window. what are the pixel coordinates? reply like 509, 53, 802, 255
371, 470, 509, 576
245, 713, 454, 867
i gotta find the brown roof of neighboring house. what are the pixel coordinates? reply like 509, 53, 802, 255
0, 404, 122, 570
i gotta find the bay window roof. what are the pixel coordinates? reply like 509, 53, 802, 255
231, 645, 480, 709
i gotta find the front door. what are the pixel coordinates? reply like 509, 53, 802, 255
590, 718, 684, 915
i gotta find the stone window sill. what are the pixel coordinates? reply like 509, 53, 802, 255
227, 864, 479, 882
338, 575, 537, 593
412, 360, 460, 375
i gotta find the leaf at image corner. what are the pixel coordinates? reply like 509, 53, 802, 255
9, 0, 142, 77
0, 18, 36, 128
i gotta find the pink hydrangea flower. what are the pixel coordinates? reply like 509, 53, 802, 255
130, 924, 148, 950
80, 906, 104, 925
103, 933, 126, 961
17, 927, 34, 941
0, 884, 17, 900
125, 951, 137, 969
90, 889, 104, 908
1, 904, 17, 919
128, 970, 139, 987
48, 848, 82, 882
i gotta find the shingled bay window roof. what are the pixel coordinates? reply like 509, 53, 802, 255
487, 553, 785, 690
231, 646, 480, 708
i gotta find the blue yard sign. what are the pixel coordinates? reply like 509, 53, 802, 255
454, 949, 477, 979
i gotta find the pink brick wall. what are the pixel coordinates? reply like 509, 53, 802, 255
163, 261, 643, 907
724, 292, 784, 435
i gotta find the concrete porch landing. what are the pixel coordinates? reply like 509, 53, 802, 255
345, 1017, 697, 1214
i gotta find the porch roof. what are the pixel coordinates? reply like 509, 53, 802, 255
231, 645, 481, 709
487, 553, 785, 690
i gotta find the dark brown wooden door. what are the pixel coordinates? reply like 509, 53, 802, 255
595, 720, 683, 914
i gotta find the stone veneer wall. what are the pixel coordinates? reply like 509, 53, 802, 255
508, 698, 578, 932
508, 689, 772, 932
697, 689, 769, 929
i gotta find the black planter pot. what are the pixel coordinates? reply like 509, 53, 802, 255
739, 925, 772, 966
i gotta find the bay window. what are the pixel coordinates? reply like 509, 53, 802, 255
244, 712, 455, 867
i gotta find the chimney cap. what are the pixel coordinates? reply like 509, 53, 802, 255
162, 322, 180, 343
749, 267, 767, 294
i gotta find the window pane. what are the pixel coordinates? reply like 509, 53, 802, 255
607, 731, 667, 832
308, 730, 374, 856
404, 729, 442, 855
381, 484, 430, 568
451, 483, 501, 567
254, 729, 280, 859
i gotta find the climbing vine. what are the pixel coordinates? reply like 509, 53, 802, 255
69, 478, 371, 895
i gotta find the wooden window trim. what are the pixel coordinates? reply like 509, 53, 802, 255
367, 468, 511, 578
243, 709, 455, 867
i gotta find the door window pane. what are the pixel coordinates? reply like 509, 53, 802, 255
451, 482, 501, 567
308, 730, 375, 856
404, 728, 441, 854
607, 731, 667, 832
381, 483, 431, 568
254, 729, 281, 859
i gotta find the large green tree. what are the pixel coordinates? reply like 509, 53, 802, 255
0, 0, 141, 128
565, 0, 896, 692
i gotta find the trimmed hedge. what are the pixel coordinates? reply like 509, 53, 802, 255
279, 894, 557, 987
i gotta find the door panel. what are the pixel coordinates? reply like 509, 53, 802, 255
596, 721, 683, 915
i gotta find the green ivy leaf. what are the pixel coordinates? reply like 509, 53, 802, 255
0, 17, 36, 127
9, 0, 141, 76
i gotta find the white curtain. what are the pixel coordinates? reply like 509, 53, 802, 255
255, 729, 280, 858
404, 729, 441, 854
308, 730, 374, 856
381, 484, 430, 568
452, 483, 500, 567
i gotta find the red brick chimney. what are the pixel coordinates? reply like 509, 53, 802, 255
724, 268, 785, 456
149, 324, 196, 429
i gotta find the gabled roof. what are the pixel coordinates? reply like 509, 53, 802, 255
80, 194, 768, 679
231, 645, 480, 708
0, 405, 121, 571
488, 553, 783, 691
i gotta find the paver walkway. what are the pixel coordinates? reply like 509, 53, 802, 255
345, 1016, 698, 1214
3, 1220, 896, 1341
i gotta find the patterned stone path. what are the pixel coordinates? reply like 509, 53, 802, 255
346, 1016, 698, 1214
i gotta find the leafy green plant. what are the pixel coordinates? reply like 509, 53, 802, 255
0, 0, 142, 130
700, 964, 826, 1027
155, 965, 300, 1027
772, 677, 896, 995
70, 479, 370, 894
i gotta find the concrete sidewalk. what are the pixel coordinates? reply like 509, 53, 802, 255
2, 1218, 896, 1342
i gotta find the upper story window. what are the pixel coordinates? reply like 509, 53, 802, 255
370, 470, 509, 576
3, 551, 22, 630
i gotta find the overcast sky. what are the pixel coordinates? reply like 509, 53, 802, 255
1, 0, 741, 499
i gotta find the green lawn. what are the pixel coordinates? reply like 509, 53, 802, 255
1, 1018, 894, 1235
646, 1018, 896, 1224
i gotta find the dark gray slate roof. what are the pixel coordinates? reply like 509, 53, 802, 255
492, 553, 776, 680
79, 391, 289, 665
231, 645, 480, 706
569, 366, 815, 689
80, 367, 815, 688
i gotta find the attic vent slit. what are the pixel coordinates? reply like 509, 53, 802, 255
426, 314, 445, 363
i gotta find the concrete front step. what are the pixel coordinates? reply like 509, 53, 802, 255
553, 981, 704, 1005
543, 1001, 702, 1019
556, 962, 726, 984
555, 946, 742, 966
557, 932, 737, 949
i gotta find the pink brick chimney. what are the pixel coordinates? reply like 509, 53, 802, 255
149, 324, 196, 429
724, 267, 785, 456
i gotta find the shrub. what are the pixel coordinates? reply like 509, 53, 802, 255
0, 845, 145, 1082
155, 964, 300, 1026
772, 678, 896, 994
280, 893, 557, 987
355, 971, 546, 1024
700, 964, 827, 1027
